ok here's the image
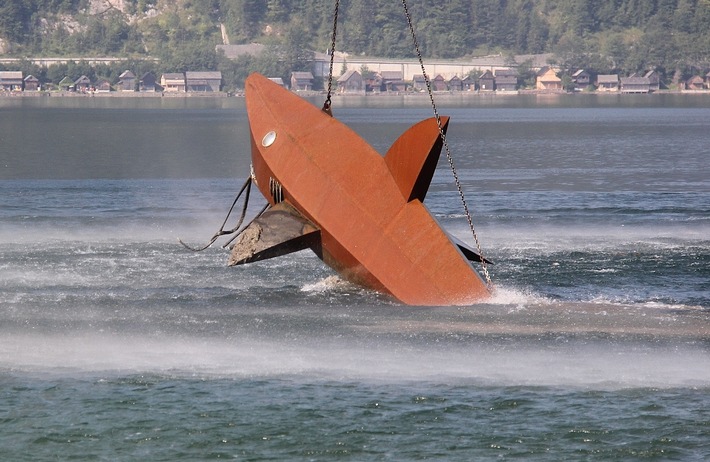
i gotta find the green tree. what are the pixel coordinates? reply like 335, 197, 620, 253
162, 40, 218, 72
218, 53, 256, 90
0, 0, 28, 43
561, 73, 575, 91
600, 32, 628, 71
46, 63, 69, 84
516, 59, 538, 88
266, 0, 288, 22
359, 64, 375, 79
673, 0, 696, 33
341, 0, 373, 54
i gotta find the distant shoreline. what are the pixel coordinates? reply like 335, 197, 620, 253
0, 91, 232, 98
3, 88, 709, 98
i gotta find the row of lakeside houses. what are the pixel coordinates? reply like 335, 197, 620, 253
0, 70, 222, 93
531, 68, 708, 92
333, 68, 710, 94
5, 68, 710, 94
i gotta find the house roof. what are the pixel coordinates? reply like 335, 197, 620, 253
621, 77, 650, 85
380, 71, 403, 80
291, 71, 314, 80
495, 68, 518, 77
58, 76, 74, 86
412, 74, 426, 82
24, 75, 39, 82
74, 75, 91, 85
0, 71, 23, 80
186, 71, 222, 80
337, 70, 360, 82
597, 74, 619, 83
495, 75, 517, 84
162, 73, 184, 80
119, 70, 135, 79
479, 70, 494, 79
268, 77, 284, 86
572, 69, 589, 77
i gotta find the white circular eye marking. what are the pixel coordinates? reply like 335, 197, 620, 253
262, 131, 277, 147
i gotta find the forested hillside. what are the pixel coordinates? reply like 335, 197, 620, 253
1, 0, 710, 86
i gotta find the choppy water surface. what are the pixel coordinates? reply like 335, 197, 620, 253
1, 94, 708, 460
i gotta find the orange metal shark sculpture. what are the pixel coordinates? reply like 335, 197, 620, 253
228, 73, 490, 305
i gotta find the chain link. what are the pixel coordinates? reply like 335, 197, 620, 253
400, 0, 492, 287
322, 0, 340, 114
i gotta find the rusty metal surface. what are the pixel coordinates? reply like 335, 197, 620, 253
384, 116, 449, 202
242, 73, 490, 305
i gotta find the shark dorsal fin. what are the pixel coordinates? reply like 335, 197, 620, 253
384, 116, 449, 202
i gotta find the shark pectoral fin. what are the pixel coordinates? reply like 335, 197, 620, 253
384, 116, 449, 203
451, 235, 494, 265
228, 201, 321, 266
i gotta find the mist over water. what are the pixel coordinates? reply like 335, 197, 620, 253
1, 95, 709, 460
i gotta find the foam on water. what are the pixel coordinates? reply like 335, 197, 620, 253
300, 275, 353, 293
485, 285, 553, 306
2, 330, 708, 389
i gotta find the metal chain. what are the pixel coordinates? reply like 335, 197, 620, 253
400, 0, 492, 286
322, 0, 340, 115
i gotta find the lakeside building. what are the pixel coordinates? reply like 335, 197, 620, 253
596, 74, 620, 92
536, 67, 562, 91
412, 74, 427, 91
686, 75, 705, 90
479, 70, 495, 91
58, 76, 74, 91
432, 74, 447, 92
139, 72, 157, 92
645, 70, 661, 91
23, 75, 40, 91
0, 71, 23, 91
161, 73, 186, 92
95, 78, 112, 92
448, 75, 463, 91
291, 72, 314, 91
337, 70, 364, 94
495, 69, 519, 92
620, 76, 651, 93
380, 71, 406, 92
572, 69, 591, 89
117, 70, 136, 91
186, 71, 222, 92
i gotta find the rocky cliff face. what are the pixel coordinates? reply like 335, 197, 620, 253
85, 0, 162, 23
86, 0, 129, 15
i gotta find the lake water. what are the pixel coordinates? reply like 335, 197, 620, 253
1, 92, 709, 460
